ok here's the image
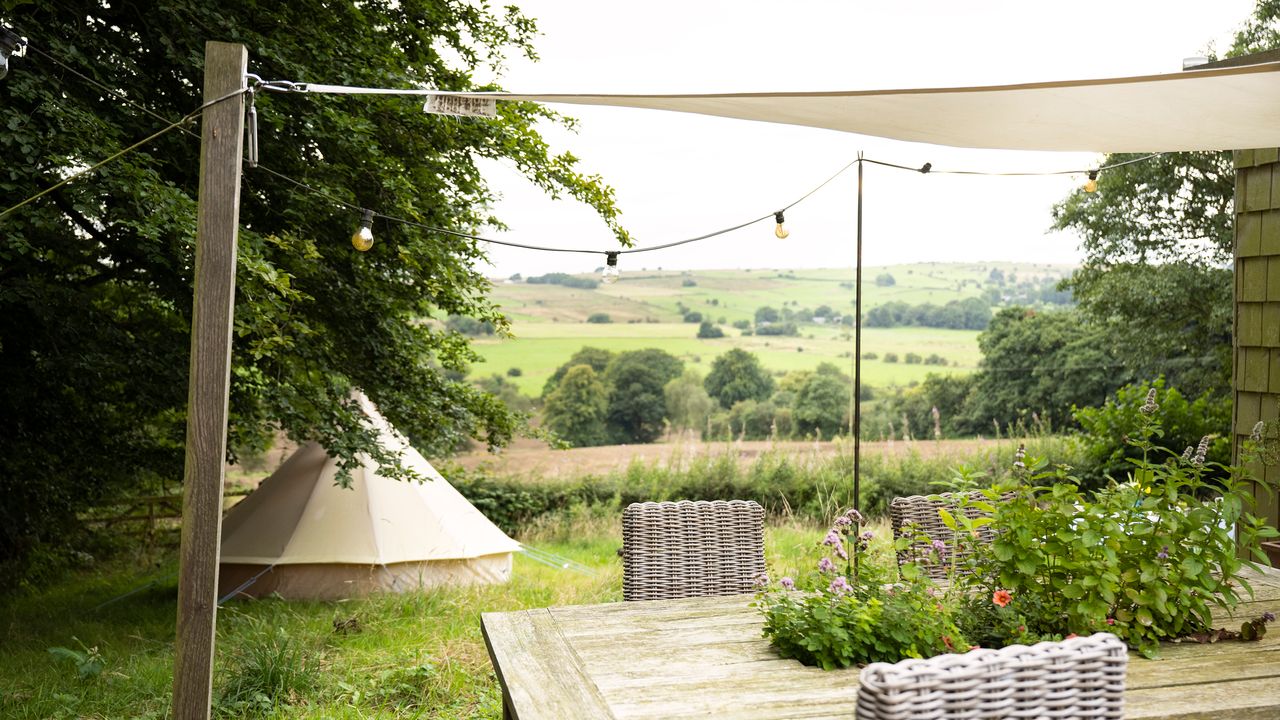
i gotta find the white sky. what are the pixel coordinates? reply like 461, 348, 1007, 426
475, 0, 1256, 277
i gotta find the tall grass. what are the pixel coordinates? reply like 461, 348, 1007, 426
451, 434, 1087, 535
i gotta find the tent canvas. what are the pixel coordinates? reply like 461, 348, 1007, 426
218, 394, 521, 600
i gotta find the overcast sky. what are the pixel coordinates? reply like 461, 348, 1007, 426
473, 0, 1256, 277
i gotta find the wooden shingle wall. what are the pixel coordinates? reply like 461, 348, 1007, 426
1234, 147, 1280, 536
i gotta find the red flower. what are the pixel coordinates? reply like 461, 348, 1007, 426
992, 589, 1012, 607
1017, 625, 1026, 634
941, 635, 955, 651
1106, 618, 1116, 626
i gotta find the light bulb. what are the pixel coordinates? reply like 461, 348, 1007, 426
352, 209, 374, 251
1083, 171, 1098, 194
602, 252, 620, 284
774, 211, 789, 240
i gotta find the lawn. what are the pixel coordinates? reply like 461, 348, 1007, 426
0, 513, 839, 719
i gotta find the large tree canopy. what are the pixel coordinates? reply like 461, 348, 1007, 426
0, 1, 626, 580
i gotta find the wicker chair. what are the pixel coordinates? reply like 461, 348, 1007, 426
890, 491, 1010, 580
619, 500, 765, 601
856, 633, 1128, 720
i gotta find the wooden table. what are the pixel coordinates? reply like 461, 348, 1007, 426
481, 565, 1280, 720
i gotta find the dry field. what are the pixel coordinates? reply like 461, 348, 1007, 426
445, 435, 1000, 480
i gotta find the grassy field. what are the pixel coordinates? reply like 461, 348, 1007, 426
472, 323, 981, 395
472, 262, 1070, 395
0, 513, 844, 720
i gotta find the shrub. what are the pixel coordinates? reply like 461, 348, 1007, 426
883, 353, 899, 363
732, 319, 751, 330
696, 321, 725, 339
860, 352, 878, 360
682, 278, 697, 287
904, 353, 922, 364
505, 367, 522, 377
586, 312, 611, 324
682, 311, 703, 323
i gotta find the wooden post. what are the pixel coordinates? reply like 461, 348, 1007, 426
171, 41, 247, 720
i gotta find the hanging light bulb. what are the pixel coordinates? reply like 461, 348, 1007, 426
601, 252, 620, 284
1083, 170, 1099, 194
351, 209, 374, 251
0, 29, 26, 82
774, 211, 790, 240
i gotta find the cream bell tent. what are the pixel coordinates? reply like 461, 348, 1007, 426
218, 394, 521, 600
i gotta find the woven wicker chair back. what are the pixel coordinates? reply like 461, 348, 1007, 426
856, 632, 1128, 720
890, 491, 1010, 580
620, 500, 765, 601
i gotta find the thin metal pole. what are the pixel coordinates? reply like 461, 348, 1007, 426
853, 153, 864, 576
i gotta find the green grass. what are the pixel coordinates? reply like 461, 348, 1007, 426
473, 324, 980, 395
477, 262, 1069, 394
0, 512, 833, 719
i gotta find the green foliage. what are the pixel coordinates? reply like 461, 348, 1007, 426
1048, 4, 1280, 402
664, 369, 715, 432
964, 307, 1126, 431
682, 311, 703, 323
542, 366, 610, 447
525, 273, 600, 290
874, 273, 896, 287
792, 373, 847, 438
759, 511, 968, 669
755, 322, 799, 336
704, 348, 775, 409
542, 347, 615, 397
0, 1, 629, 581
904, 352, 922, 365
754, 306, 780, 324
978, 410, 1278, 658
864, 297, 991, 330
586, 312, 612, 324
1073, 379, 1231, 487
215, 626, 320, 717
473, 374, 533, 415
444, 315, 496, 336
883, 353, 899, 363
45, 640, 104, 681
696, 321, 724, 338
604, 349, 683, 444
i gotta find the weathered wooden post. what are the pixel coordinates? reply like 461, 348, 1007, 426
171, 40, 247, 719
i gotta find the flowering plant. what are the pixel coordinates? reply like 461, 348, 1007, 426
757, 390, 1279, 666
756, 509, 968, 669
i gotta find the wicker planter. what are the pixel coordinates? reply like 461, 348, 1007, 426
1262, 541, 1280, 568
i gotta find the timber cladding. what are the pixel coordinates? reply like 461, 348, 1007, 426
1234, 148, 1280, 535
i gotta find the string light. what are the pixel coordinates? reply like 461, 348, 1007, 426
774, 211, 790, 239
601, 252, 620, 284
0, 28, 26, 81
352, 209, 374, 251
1084, 170, 1099, 193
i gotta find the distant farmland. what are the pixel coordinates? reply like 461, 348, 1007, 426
470, 261, 1072, 395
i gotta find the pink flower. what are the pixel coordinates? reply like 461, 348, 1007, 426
818, 557, 835, 573
828, 576, 852, 595
1106, 617, 1116, 625
780, 576, 795, 590
992, 589, 1012, 608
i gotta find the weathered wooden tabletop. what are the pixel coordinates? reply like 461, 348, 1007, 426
481, 565, 1280, 720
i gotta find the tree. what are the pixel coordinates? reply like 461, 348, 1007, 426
755, 306, 780, 324
696, 321, 724, 339
604, 349, 683, 443
962, 307, 1127, 430
704, 349, 775, 409
543, 347, 616, 397
792, 373, 848, 438
0, 2, 628, 580
587, 312, 612, 324
664, 370, 715, 433
542, 366, 610, 447
875, 273, 896, 287
1050, 2, 1279, 401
